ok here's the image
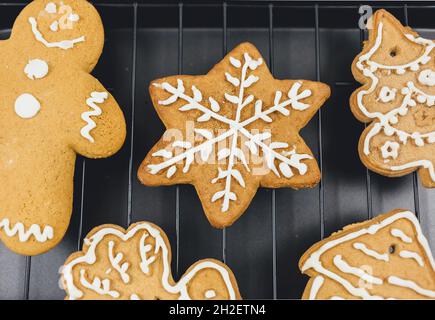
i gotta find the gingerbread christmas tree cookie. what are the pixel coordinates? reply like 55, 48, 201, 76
0, 0, 126, 255
300, 209, 435, 299
138, 42, 330, 228
351, 9, 435, 187
61, 221, 241, 300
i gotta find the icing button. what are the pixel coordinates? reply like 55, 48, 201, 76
24, 59, 49, 80
15, 93, 41, 119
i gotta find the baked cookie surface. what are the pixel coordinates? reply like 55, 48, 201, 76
299, 209, 435, 299
138, 42, 330, 228
61, 221, 241, 300
0, 0, 126, 255
350, 9, 435, 187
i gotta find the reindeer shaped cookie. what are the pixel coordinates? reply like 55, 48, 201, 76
0, 0, 126, 255
61, 221, 241, 300
351, 9, 435, 188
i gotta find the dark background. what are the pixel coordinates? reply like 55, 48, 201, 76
0, 0, 434, 299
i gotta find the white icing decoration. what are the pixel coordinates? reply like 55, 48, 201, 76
355, 22, 435, 183
50, 21, 59, 32
399, 250, 424, 267
377, 86, 396, 103
68, 13, 80, 22
418, 69, 435, 86
14, 93, 41, 119
391, 228, 412, 243
79, 270, 120, 298
28, 17, 85, 50
80, 92, 108, 143
309, 276, 324, 300
0, 218, 53, 242
62, 222, 236, 300
130, 294, 140, 300
301, 211, 435, 299
380, 141, 400, 160
333, 255, 383, 285
388, 276, 435, 298
204, 290, 216, 299
24, 59, 49, 80
45, 2, 57, 14
353, 242, 389, 262
108, 241, 130, 284
149, 53, 314, 212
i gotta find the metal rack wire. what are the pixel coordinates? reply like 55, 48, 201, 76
0, 0, 432, 300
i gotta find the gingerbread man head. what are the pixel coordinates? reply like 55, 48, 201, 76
351, 9, 435, 188
0, 0, 126, 255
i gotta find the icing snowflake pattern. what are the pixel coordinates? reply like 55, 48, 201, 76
142, 43, 329, 224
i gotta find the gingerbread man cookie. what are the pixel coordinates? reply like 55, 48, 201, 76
61, 221, 241, 300
138, 42, 330, 228
351, 9, 435, 188
0, 0, 126, 255
300, 209, 435, 299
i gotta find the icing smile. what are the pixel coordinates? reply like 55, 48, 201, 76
0, 218, 54, 243
28, 17, 85, 50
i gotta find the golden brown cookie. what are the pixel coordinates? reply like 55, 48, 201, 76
350, 9, 435, 188
0, 0, 126, 255
61, 221, 241, 300
299, 209, 435, 299
138, 42, 330, 228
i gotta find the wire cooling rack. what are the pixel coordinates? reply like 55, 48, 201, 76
0, 0, 434, 299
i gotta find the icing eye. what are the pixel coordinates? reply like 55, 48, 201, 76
389, 244, 396, 254
389, 47, 398, 58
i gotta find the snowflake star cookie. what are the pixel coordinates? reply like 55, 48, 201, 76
0, 0, 126, 255
300, 209, 435, 299
138, 42, 330, 228
61, 221, 241, 300
351, 9, 435, 188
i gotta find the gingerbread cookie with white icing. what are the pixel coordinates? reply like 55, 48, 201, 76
138, 42, 330, 228
61, 221, 241, 300
350, 9, 435, 188
299, 209, 435, 299
0, 0, 126, 255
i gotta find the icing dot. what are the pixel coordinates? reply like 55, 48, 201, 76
24, 59, 49, 80
68, 13, 80, 22
45, 2, 57, 14
204, 290, 216, 299
50, 21, 59, 32
15, 93, 41, 119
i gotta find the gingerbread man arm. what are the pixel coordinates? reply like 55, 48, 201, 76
66, 73, 126, 159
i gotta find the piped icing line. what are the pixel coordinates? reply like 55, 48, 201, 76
388, 276, 435, 298
390, 228, 413, 243
62, 222, 237, 300
399, 250, 425, 267
309, 276, 324, 300
79, 270, 120, 298
108, 241, 130, 283
80, 92, 108, 143
353, 242, 389, 262
28, 17, 85, 50
333, 255, 383, 285
0, 218, 53, 242
301, 211, 435, 299
355, 22, 435, 182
